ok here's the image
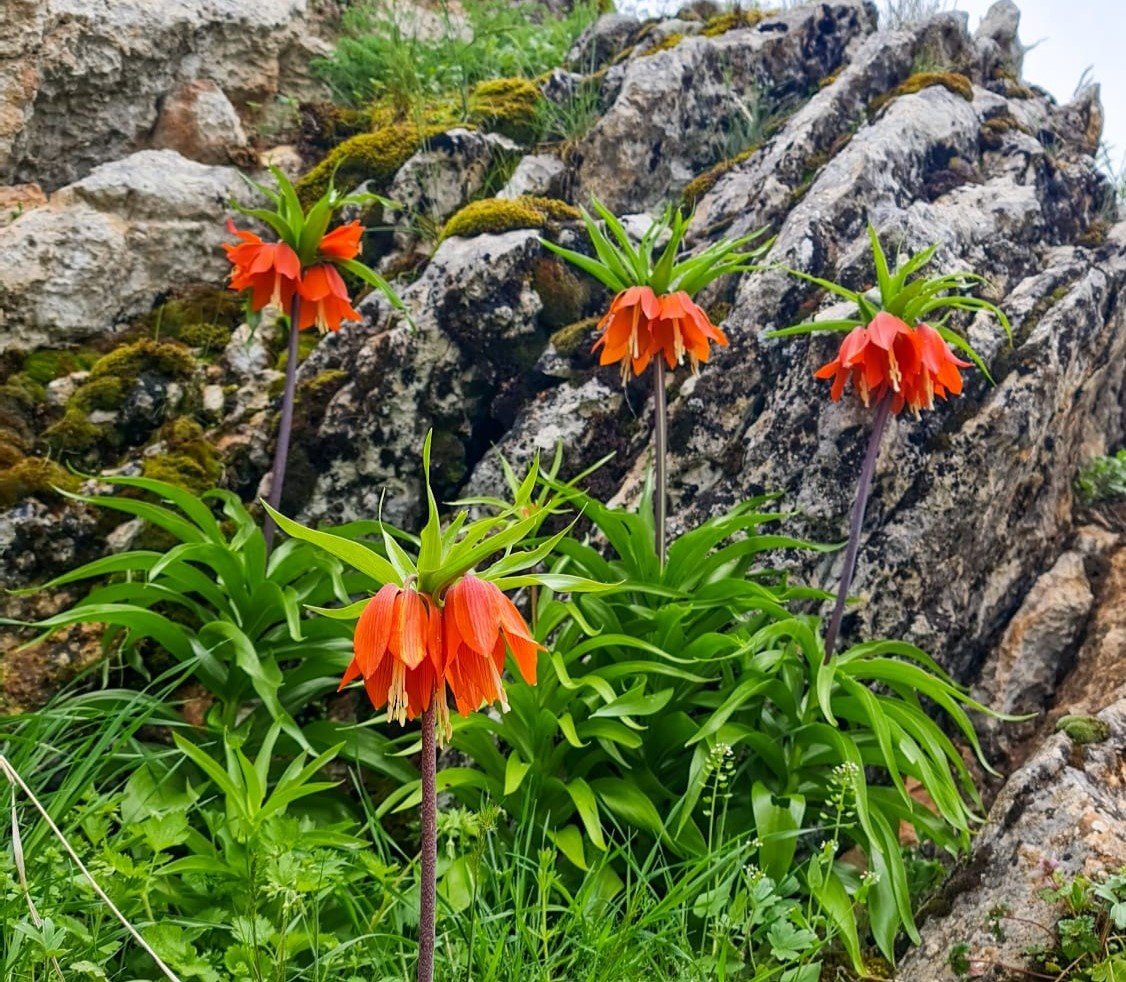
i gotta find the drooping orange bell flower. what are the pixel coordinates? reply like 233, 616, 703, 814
341, 583, 445, 726
594, 286, 728, 381
297, 263, 363, 334
650, 291, 729, 373
223, 222, 301, 311
442, 574, 543, 717
815, 311, 969, 414
318, 220, 363, 261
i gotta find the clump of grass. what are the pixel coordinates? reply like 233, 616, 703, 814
1077, 449, 1126, 504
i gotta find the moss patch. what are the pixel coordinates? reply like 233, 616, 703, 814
1077, 219, 1110, 248
467, 78, 543, 143
141, 418, 222, 493
296, 123, 447, 204
70, 376, 128, 413
440, 196, 580, 240
42, 410, 105, 455
532, 257, 590, 329
550, 316, 599, 356
89, 339, 196, 383
1055, 714, 1111, 744
19, 349, 96, 387
0, 456, 80, 509
681, 144, 761, 207
870, 72, 974, 117
178, 322, 233, 352
701, 9, 773, 36
641, 33, 685, 56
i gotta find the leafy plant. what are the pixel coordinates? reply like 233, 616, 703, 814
406, 481, 998, 969
13, 475, 413, 780
1077, 449, 1126, 504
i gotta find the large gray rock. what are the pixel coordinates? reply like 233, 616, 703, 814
575, 1, 879, 211
898, 694, 1126, 981
0, 150, 251, 351
0, 0, 327, 190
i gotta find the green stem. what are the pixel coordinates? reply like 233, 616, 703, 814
263, 295, 302, 551
822, 395, 892, 662
653, 358, 668, 566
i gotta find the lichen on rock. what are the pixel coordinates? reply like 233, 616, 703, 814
440, 195, 580, 240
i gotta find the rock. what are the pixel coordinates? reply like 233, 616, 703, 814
202, 384, 226, 416
0, 150, 253, 352
386, 129, 520, 252
499, 153, 567, 199
974, 0, 1023, 76
259, 144, 304, 178
973, 551, 1095, 764
0, 497, 101, 588
1, 0, 327, 190
898, 696, 1126, 981
150, 80, 250, 166
44, 371, 88, 409
293, 226, 600, 526
567, 13, 640, 71
0, 182, 46, 225
575, 1, 879, 212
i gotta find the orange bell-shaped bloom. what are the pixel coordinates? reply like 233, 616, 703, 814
442, 574, 542, 717
318, 220, 363, 261
224, 223, 301, 312
649, 291, 729, 373
815, 311, 969, 414
341, 583, 445, 725
594, 285, 663, 381
297, 263, 362, 334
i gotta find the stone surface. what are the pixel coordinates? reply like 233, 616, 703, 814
567, 13, 641, 71
899, 695, 1126, 981
0, 0, 327, 190
499, 153, 568, 200
575, 1, 878, 211
0, 150, 252, 351
151, 79, 250, 166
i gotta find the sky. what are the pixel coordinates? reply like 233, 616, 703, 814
616, 0, 1125, 168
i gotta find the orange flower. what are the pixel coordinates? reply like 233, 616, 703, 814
318, 220, 363, 261
297, 263, 362, 333
341, 583, 444, 725
223, 222, 301, 311
594, 286, 663, 381
815, 312, 969, 414
650, 291, 729, 373
594, 287, 728, 381
442, 574, 542, 717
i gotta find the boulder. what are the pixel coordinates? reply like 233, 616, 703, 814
499, 153, 568, 200
151, 79, 250, 166
898, 695, 1126, 981
0, 150, 252, 352
0, 0, 327, 190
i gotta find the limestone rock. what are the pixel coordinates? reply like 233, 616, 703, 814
151, 80, 250, 166
575, 1, 879, 212
499, 153, 567, 200
567, 13, 640, 71
898, 696, 1126, 981
1, 0, 327, 190
974, 0, 1024, 76
0, 150, 252, 352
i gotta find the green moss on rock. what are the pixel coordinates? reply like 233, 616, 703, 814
71, 376, 128, 413
89, 339, 196, 383
43, 410, 105, 454
1055, 714, 1111, 745
468, 78, 543, 143
871, 72, 974, 117
550, 316, 600, 356
20, 349, 94, 386
296, 123, 446, 204
641, 33, 685, 56
141, 418, 222, 493
440, 196, 580, 240
0, 456, 80, 508
701, 8, 773, 36
178, 322, 234, 351
681, 144, 761, 207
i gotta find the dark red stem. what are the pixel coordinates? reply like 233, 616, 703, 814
653, 358, 668, 566
822, 395, 892, 662
418, 706, 437, 982
263, 295, 302, 550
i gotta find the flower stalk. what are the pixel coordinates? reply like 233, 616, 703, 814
418, 706, 438, 982
264, 295, 302, 550
823, 394, 892, 661
653, 358, 668, 565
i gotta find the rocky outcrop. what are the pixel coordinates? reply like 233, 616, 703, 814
898, 694, 1126, 981
0, 0, 328, 190
0, 150, 252, 351
575, 1, 879, 211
